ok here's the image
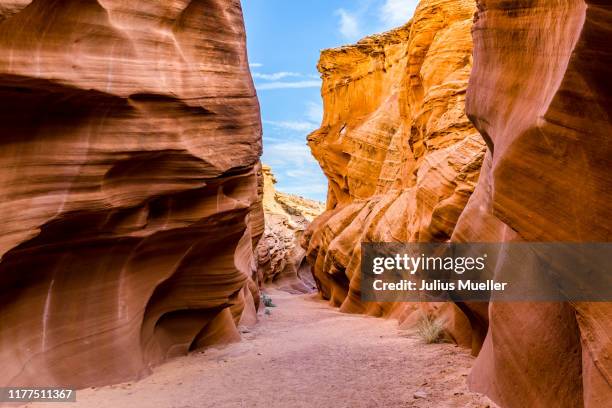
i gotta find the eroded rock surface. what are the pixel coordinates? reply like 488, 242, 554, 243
454, 1, 612, 406
303, 0, 485, 340
305, 0, 611, 406
0, 0, 263, 388
257, 165, 324, 293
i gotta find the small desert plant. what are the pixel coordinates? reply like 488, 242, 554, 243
261, 293, 276, 307
416, 314, 447, 344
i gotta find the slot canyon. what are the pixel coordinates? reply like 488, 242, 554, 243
0, 0, 610, 407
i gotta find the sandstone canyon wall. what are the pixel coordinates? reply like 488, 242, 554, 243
454, 1, 612, 407
305, 0, 612, 407
0, 0, 263, 388
303, 0, 485, 343
257, 165, 324, 293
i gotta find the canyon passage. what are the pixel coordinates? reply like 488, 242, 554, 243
65, 290, 495, 408
0, 0, 611, 407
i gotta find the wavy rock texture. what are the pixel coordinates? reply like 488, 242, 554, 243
303, 0, 485, 344
257, 165, 324, 293
0, 0, 263, 388
453, 1, 612, 407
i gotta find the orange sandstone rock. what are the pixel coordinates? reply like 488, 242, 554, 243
306, 0, 611, 406
257, 165, 324, 293
0, 0, 263, 388
304, 0, 485, 341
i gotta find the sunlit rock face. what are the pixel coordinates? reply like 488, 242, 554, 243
303, 0, 485, 340
257, 165, 324, 293
0, 0, 263, 388
454, 1, 612, 406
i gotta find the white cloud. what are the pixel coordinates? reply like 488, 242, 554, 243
264, 141, 314, 165
336, 9, 360, 39
255, 80, 321, 91
262, 141, 328, 201
380, 0, 418, 27
289, 183, 328, 197
264, 120, 318, 132
306, 101, 323, 124
252, 72, 301, 81
263, 101, 324, 132
249, 62, 263, 68
260, 102, 324, 198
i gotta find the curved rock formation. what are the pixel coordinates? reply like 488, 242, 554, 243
0, 0, 263, 388
454, 1, 612, 406
257, 165, 324, 293
303, 0, 485, 340
305, 0, 611, 406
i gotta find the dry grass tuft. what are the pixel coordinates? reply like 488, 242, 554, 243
416, 314, 448, 344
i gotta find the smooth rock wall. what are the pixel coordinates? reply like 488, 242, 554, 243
455, 1, 612, 406
0, 0, 263, 388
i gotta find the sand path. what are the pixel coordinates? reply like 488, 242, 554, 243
28, 290, 494, 408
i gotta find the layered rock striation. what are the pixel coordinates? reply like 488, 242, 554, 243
0, 0, 263, 388
454, 1, 612, 406
303, 0, 485, 338
257, 165, 324, 293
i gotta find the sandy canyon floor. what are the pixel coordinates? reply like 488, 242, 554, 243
23, 291, 495, 408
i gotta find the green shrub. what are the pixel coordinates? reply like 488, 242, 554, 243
261, 293, 276, 307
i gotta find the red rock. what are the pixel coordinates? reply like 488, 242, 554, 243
0, 0, 263, 388
454, 0, 612, 406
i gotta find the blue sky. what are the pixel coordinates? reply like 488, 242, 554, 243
242, 0, 418, 202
